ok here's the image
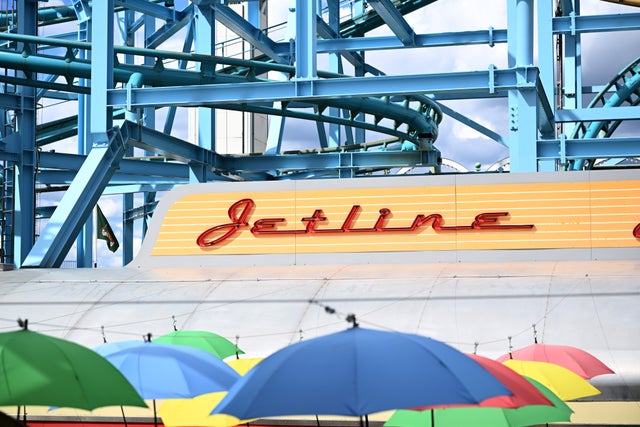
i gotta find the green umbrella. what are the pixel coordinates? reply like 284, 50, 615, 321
154, 330, 244, 359
384, 377, 573, 427
0, 323, 148, 410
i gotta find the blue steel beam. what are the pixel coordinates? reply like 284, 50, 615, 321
114, 0, 186, 21
339, 0, 438, 38
0, 37, 440, 149
316, 29, 508, 52
366, 0, 416, 46
145, 4, 194, 49
207, 1, 287, 64
0, 93, 34, 110
121, 121, 440, 176
316, 18, 367, 71
553, 13, 640, 34
109, 67, 540, 106
212, 149, 441, 174
431, 99, 507, 147
36, 170, 189, 186
537, 137, 640, 160
556, 106, 640, 122
22, 127, 128, 268
38, 151, 191, 180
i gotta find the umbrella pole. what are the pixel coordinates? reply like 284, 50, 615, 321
315, 414, 321, 427
431, 409, 434, 427
120, 406, 128, 427
153, 399, 158, 427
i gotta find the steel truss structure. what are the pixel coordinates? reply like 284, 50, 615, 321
0, 0, 638, 268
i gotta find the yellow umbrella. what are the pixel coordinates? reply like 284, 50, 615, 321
226, 357, 263, 375
158, 358, 263, 427
158, 391, 256, 427
502, 359, 600, 401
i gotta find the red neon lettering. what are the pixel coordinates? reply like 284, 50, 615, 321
472, 212, 535, 230
195, 198, 536, 248
196, 198, 254, 247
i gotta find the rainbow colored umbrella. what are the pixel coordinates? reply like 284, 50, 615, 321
497, 343, 614, 379
502, 359, 600, 400
384, 377, 572, 427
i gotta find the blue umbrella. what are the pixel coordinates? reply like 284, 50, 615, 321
212, 326, 510, 419
94, 340, 241, 399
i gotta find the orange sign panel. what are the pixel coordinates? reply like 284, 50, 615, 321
150, 178, 640, 256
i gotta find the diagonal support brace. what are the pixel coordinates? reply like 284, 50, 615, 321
22, 127, 128, 268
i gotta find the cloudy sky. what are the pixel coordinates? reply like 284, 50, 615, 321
37, 0, 639, 266
272, 0, 639, 171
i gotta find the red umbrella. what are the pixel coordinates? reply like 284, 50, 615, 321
496, 343, 614, 379
415, 354, 553, 409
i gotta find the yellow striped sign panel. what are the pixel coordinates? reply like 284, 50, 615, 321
150, 178, 640, 256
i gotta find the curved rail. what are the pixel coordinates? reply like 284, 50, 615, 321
0, 31, 441, 152
568, 56, 640, 170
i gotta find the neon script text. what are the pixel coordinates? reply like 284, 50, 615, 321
196, 198, 536, 248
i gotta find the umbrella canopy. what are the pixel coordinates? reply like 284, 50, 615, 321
502, 359, 600, 401
412, 354, 552, 409
159, 356, 261, 427
384, 377, 572, 427
497, 343, 614, 379
226, 357, 263, 375
154, 330, 244, 359
212, 326, 511, 419
159, 391, 256, 427
94, 341, 240, 399
0, 328, 147, 410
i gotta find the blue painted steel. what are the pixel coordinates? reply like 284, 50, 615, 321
211, 2, 286, 64
295, 0, 317, 80
12, 0, 38, 268
22, 127, 128, 268
367, 0, 416, 46
0, 0, 638, 268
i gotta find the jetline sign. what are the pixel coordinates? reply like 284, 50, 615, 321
139, 171, 640, 263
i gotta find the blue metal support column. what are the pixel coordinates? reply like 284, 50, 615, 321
327, 0, 342, 148
265, 1, 296, 154
295, 0, 317, 80
22, 127, 128, 267
92, 0, 115, 141
507, 0, 538, 172
74, 0, 92, 268
537, 0, 558, 171
140, 10, 158, 253
559, 1, 582, 137
193, 2, 214, 182
13, 0, 38, 268
121, 7, 138, 267
352, 0, 366, 145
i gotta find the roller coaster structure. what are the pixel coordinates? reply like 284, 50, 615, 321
0, 0, 638, 268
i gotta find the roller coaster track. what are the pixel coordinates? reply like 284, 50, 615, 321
0, 32, 440, 148
567, 56, 640, 170
0, 0, 443, 178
